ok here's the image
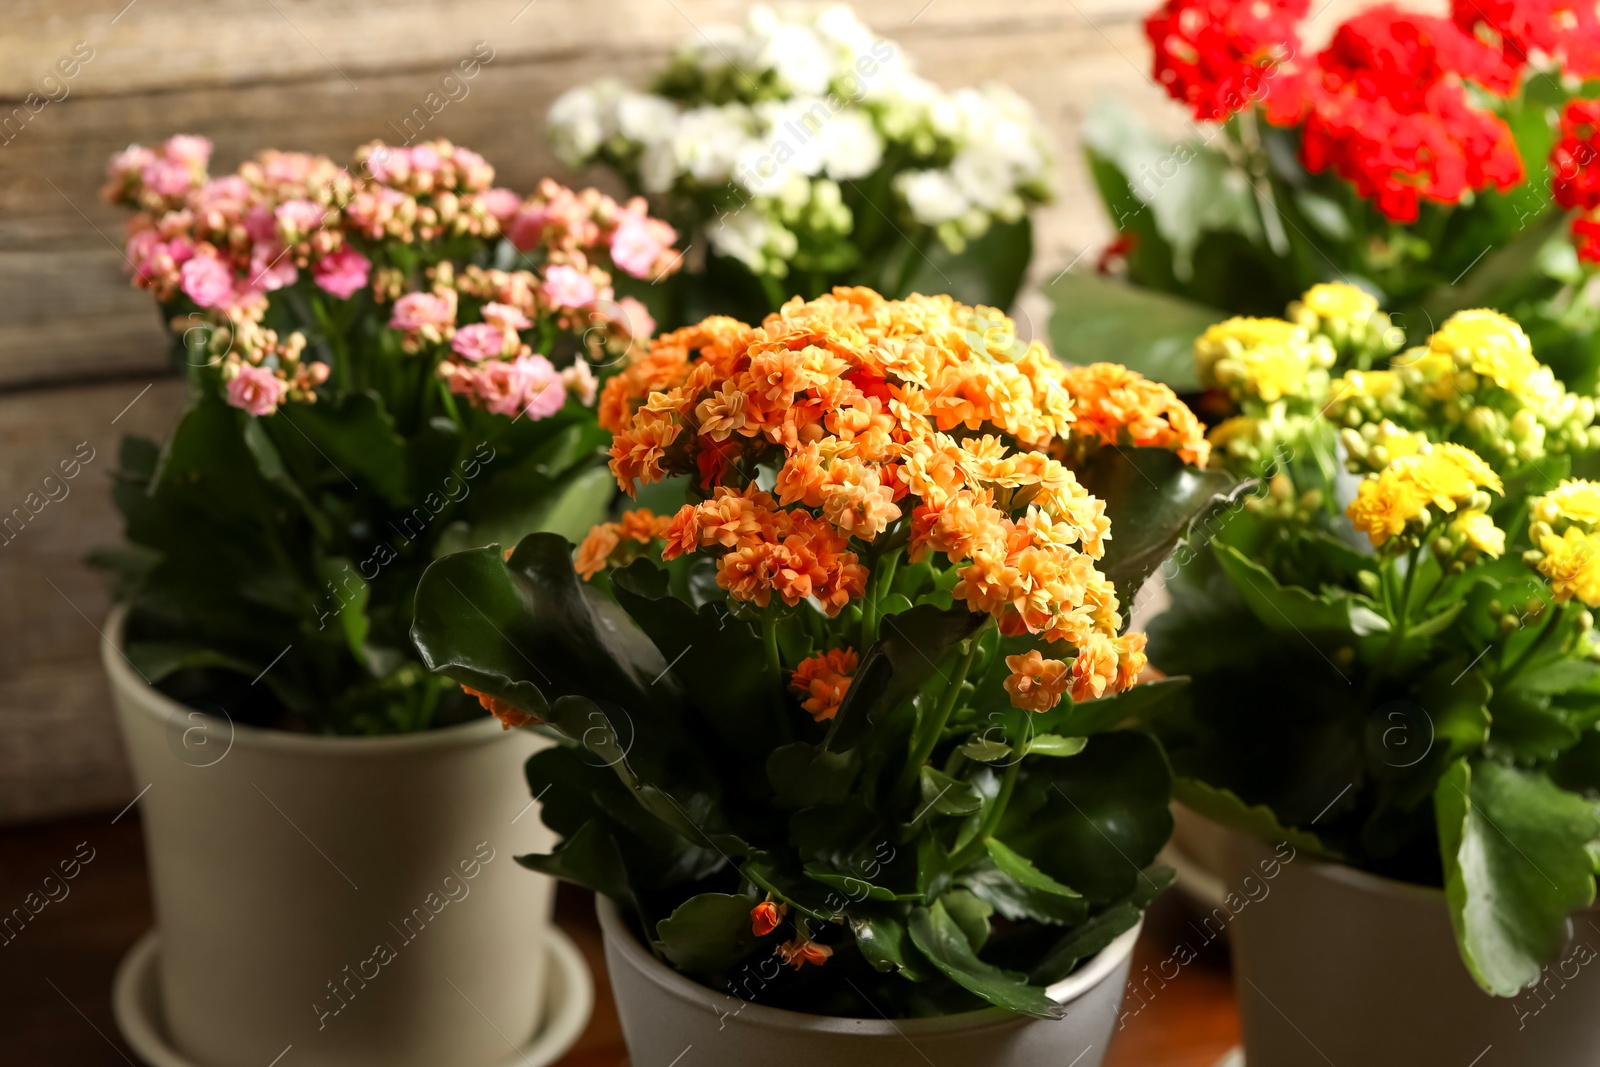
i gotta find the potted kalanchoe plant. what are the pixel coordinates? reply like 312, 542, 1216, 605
411, 288, 1233, 1065
96, 134, 678, 1067
1151, 281, 1600, 1064
1052, 0, 1600, 395
547, 3, 1054, 325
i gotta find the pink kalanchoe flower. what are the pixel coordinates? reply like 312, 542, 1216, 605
163, 134, 213, 167
144, 157, 197, 198
451, 322, 510, 362
275, 198, 326, 241
609, 215, 671, 279
479, 187, 523, 222
226, 364, 289, 417
249, 242, 299, 292
181, 253, 236, 308
451, 354, 566, 418
542, 264, 597, 309
390, 291, 455, 331
312, 247, 371, 300
409, 144, 442, 174
480, 301, 532, 331
613, 296, 656, 340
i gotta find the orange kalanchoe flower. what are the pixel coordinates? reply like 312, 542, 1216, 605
588, 288, 1208, 713
574, 508, 674, 579
777, 938, 834, 968
751, 900, 787, 936
789, 648, 858, 721
1003, 650, 1071, 713
462, 685, 539, 729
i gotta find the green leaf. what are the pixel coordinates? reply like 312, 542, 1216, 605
410, 534, 673, 720
939, 889, 994, 951
1077, 447, 1239, 601
985, 838, 1082, 898
1045, 271, 1219, 390
850, 913, 933, 979
899, 217, 1034, 311
908, 901, 1064, 1019
1026, 734, 1088, 758
1214, 542, 1389, 636
766, 743, 859, 809
1436, 759, 1600, 996
803, 864, 914, 903
918, 766, 983, 816
275, 390, 408, 505
1173, 777, 1341, 860
957, 862, 1089, 925
1044, 678, 1190, 736
823, 604, 987, 752
1000, 731, 1174, 903
960, 738, 1012, 762
516, 819, 635, 911
653, 893, 761, 973
443, 462, 615, 554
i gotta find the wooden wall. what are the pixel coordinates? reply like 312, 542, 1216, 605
0, 0, 1361, 822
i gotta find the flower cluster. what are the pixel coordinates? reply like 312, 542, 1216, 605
548, 4, 1053, 277
1329, 310, 1600, 473
1528, 481, 1600, 607
1552, 100, 1600, 263
586, 288, 1206, 711
106, 136, 680, 420
1451, 0, 1600, 83
1145, 1, 1525, 222
1346, 441, 1504, 556
1294, 8, 1522, 222
1145, 0, 1306, 122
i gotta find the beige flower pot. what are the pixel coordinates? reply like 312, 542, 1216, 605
596, 896, 1141, 1067
1225, 835, 1600, 1066
104, 606, 560, 1067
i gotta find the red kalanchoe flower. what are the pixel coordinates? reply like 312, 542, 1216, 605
1145, 0, 1307, 122
1294, 6, 1523, 223
1552, 100, 1600, 214
1451, 0, 1600, 82
1572, 215, 1600, 265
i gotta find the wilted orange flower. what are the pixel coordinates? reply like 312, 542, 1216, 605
778, 938, 834, 968
790, 647, 858, 721
462, 685, 538, 729
751, 900, 787, 936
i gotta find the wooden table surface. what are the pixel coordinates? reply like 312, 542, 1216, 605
1, 813, 1238, 1066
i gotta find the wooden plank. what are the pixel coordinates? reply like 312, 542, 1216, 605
0, 378, 185, 823
0, 0, 1142, 99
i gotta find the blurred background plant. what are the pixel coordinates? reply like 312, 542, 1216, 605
93, 135, 679, 734
1050, 0, 1600, 397
548, 4, 1054, 326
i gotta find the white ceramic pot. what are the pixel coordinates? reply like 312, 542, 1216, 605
104, 606, 559, 1067
1226, 837, 1600, 1066
596, 896, 1141, 1067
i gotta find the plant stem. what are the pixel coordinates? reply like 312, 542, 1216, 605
1360, 544, 1421, 707
762, 618, 793, 743
893, 631, 983, 806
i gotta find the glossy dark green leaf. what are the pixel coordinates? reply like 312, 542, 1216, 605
1436, 758, 1600, 996
1026, 734, 1088, 757
1000, 731, 1174, 903
851, 913, 933, 979
766, 743, 859, 809
1043, 678, 1190, 736
1077, 447, 1239, 602
1173, 777, 1340, 860
824, 604, 986, 752
274, 389, 408, 505
919, 766, 983, 816
1045, 271, 1219, 390
653, 893, 762, 973
985, 838, 1082, 898
1214, 542, 1389, 636
516, 819, 635, 911
908, 901, 1063, 1019
939, 889, 994, 952
1028, 868, 1176, 985
957, 862, 1089, 925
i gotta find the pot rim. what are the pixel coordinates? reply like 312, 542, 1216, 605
595, 894, 1140, 1036
103, 603, 508, 755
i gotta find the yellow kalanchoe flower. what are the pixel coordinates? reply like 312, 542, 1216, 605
1452, 510, 1505, 559
1295, 282, 1379, 325
1347, 442, 1502, 549
1527, 480, 1600, 607
1426, 309, 1554, 403
1195, 317, 1333, 405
